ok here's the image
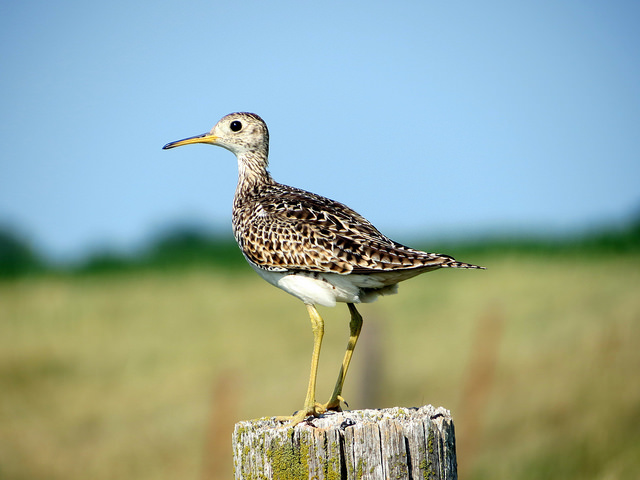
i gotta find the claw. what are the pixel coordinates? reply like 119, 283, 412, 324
277, 403, 325, 427
321, 394, 346, 412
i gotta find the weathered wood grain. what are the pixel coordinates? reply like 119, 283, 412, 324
233, 405, 457, 479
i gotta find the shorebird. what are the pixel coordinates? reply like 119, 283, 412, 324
163, 112, 484, 425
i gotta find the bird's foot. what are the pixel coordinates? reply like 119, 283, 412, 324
321, 394, 347, 412
276, 402, 326, 427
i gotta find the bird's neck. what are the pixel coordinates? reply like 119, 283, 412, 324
235, 151, 273, 197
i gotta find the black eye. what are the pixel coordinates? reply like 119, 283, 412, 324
230, 120, 242, 132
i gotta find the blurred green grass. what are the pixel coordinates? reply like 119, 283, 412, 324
1, 252, 639, 479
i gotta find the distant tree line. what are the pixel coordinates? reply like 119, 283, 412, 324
1, 216, 639, 279
0, 229, 44, 278
0, 227, 246, 279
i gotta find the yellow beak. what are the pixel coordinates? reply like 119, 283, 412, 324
162, 132, 219, 150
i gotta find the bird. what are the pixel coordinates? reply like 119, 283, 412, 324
163, 112, 485, 426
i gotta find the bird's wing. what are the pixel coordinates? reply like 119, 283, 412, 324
236, 184, 463, 274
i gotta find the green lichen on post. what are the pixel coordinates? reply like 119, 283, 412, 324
356, 457, 364, 478
419, 458, 429, 479
419, 427, 437, 480
265, 429, 312, 480
236, 469, 268, 480
388, 452, 409, 480
325, 462, 341, 480
233, 424, 251, 480
324, 439, 341, 480
234, 425, 246, 450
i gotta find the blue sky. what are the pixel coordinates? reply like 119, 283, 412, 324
1, 1, 639, 260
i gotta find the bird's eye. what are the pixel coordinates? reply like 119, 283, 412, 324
230, 120, 242, 132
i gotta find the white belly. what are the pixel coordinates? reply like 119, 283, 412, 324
249, 264, 400, 307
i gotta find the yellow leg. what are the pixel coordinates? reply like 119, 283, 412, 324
322, 303, 363, 411
280, 304, 326, 426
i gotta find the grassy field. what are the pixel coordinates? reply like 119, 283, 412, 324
1, 252, 639, 479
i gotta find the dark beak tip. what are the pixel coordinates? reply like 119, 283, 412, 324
162, 142, 176, 150
161, 132, 209, 151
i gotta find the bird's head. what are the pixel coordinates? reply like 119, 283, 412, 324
163, 112, 269, 158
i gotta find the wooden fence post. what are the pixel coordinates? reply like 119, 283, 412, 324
232, 405, 457, 479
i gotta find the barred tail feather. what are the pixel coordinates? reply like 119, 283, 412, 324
443, 260, 486, 269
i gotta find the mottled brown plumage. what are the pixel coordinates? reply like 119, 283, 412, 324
234, 180, 480, 276
163, 112, 484, 425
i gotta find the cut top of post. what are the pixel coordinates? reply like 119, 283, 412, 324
232, 405, 458, 480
